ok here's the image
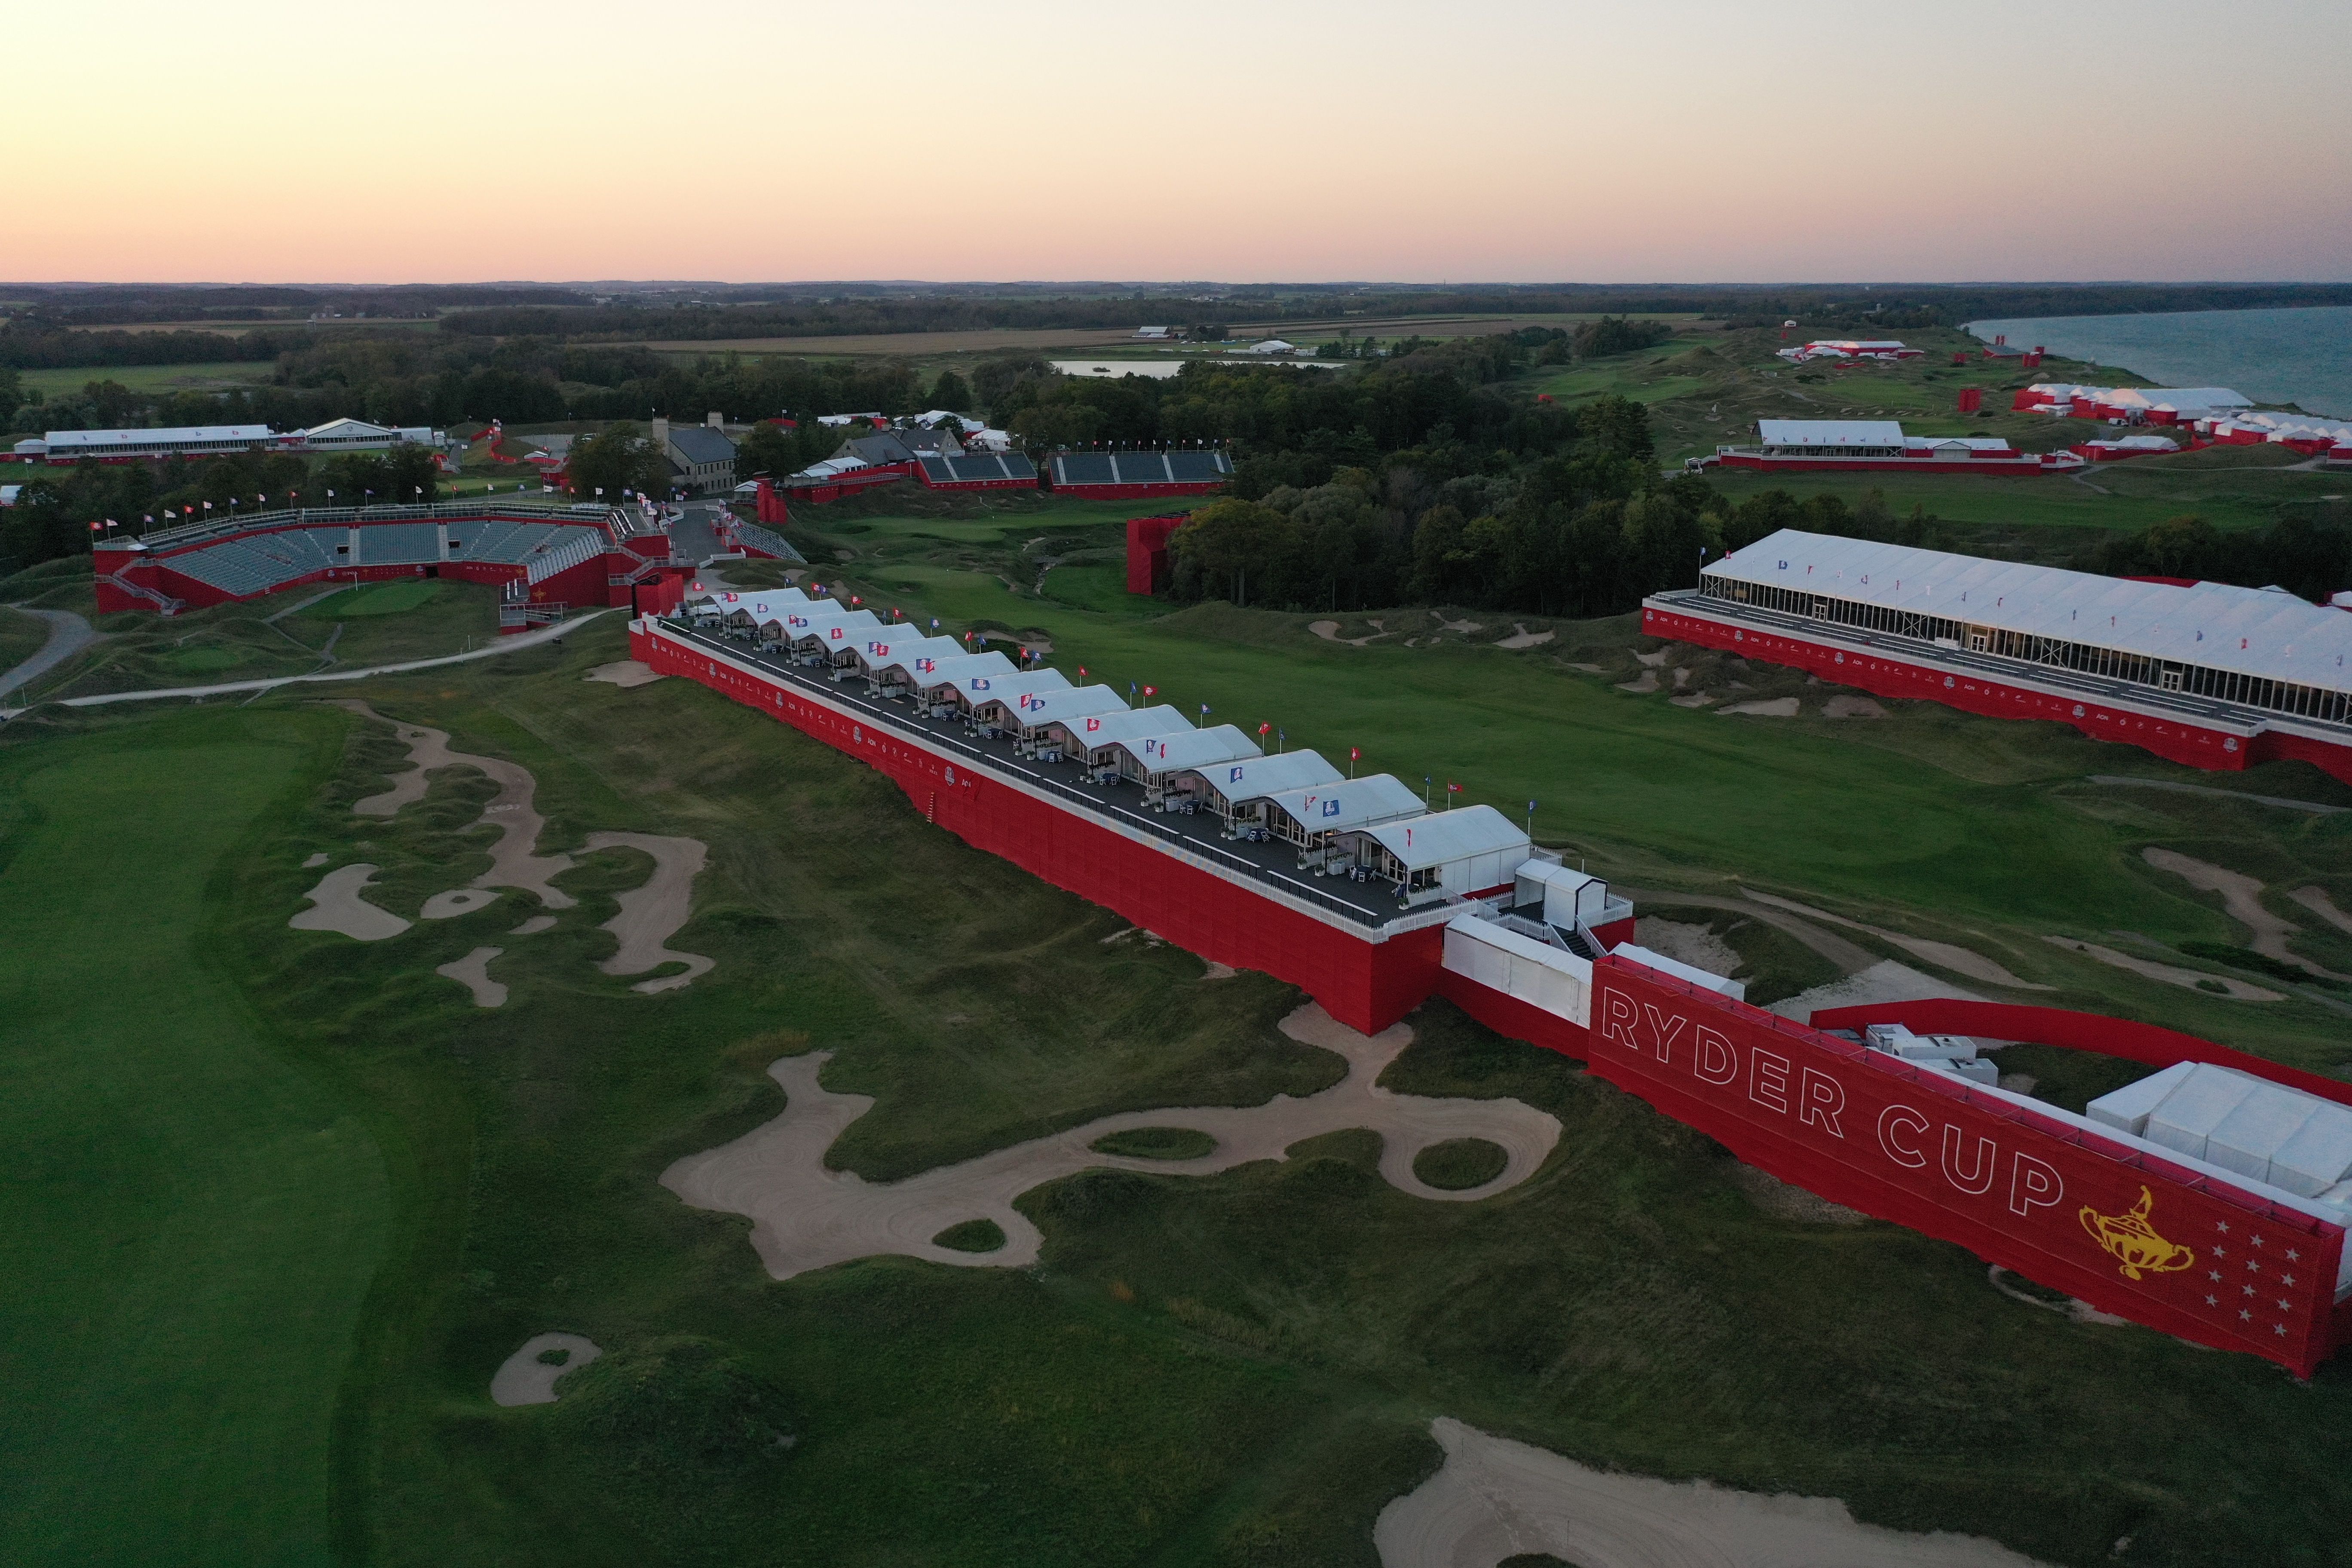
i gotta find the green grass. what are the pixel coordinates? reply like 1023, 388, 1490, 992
931, 1219, 1008, 1252
0, 606, 48, 673
14, 361, 277, 397
298, 580, 442, 618
9, 576, 502, 704
6, 570, 2351, 1565
1093, 1127, 1219, 1160
1409, 1138, 1508, 1190
0, 715, 391, 1566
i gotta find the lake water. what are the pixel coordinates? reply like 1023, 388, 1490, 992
1965, 306, 2352, 418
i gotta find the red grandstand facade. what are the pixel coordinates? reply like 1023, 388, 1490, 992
637, 606, 2350, 1376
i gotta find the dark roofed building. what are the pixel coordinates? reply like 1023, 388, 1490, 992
656, 416, 738, 495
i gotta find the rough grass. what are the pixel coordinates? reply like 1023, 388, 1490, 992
0, 605, 48, 673
931, 1219, 1008, 1252
1410, 1137, 1509, 1190
1093, 1126, 1219, 1160
297, 579, 442, 617
6, 582, 2352, 1565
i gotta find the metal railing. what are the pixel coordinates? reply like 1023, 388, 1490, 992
663, 622, 1463, 931
525, 530, 606, 585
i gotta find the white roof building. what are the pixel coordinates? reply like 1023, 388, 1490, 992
1009, 684, 1130, 734
1755, 420, 1908, 452
959, 668, 1072, 715
295, 418, 439, 449
1262, 773, 1424, 837
1047, 704, 1192, 757
19, 424, 283, 459
1248, 339, 1297, 355
1116, 725, 1262, 778
1704, 529, 2352, 699
1180, 750, 1344, 813
912, 652, 1018, 698
855, 633, 964, 678
2027, 383, 2253, 417
1349, 805, 1531, 900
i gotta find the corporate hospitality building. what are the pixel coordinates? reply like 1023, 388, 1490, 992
1645, 529, 2352, 783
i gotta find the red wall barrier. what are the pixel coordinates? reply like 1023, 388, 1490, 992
1447, 957, 2347, 1376
1644, 604, 2352, 788
631, 621, 1442, 1032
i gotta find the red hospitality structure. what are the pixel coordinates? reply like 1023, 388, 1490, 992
1647, 529, 2352, 786
634, 593, 2351, 1375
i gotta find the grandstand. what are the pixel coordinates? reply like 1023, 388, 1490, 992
1048, 449, 1232, 499
91, 500, 692, 623
914, 453, 1040, 492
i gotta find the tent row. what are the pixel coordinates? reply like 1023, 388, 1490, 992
680, 589, 1533, 904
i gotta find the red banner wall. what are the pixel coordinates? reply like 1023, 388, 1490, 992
1573, 960, 2346, 1376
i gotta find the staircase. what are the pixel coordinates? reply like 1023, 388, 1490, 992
102, 571, 184, 615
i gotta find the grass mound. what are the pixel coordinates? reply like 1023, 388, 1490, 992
545, 1338, 796, 1538
1092, 1126, 1216, 1160
1412, 1138, 1509, 1190
931, 1219, 1007, 1253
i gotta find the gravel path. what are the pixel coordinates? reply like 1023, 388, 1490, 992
3, 609, 610, 715
1375, 1418, 2048, 1568
661, 1003, 1562, 1281
0, 607, 101, 701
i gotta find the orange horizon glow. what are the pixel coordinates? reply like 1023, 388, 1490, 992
10, 0, 2351, 285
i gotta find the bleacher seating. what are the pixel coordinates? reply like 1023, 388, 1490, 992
1165, 451, 1231, 482
355, 523, 439, 565
1052, 453, 1118, 485
1112, 454, 1173, 483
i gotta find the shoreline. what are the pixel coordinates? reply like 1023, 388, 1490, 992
1964, 306, 2351, 418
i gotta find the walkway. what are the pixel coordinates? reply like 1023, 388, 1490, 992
0, 609, 615, 719
0, 608, 102, 701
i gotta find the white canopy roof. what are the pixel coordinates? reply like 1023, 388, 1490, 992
1011, 684, 1129, 730
1710, 529, 2352, 695
43, 423, 278, 450
911, 652, 1016, 694
1757, 420, 1905, 447
1360, 805, 1529, 871
1262, 772, 1424, 834
1123, 725, 1262, 775
961, 668, 1071, 708
854, 633, 962, 673
1187, 749, 1343, 806
781, 607, 885, 644
2028, 382, 2251, 412
1054, 705, 1191, 751
722, 594, 816, 629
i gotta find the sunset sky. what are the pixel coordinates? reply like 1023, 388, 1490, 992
12, 0, 2349, 285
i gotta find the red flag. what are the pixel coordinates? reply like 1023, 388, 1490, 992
1350, 747, 1360, 761
1446, 782, 1461, 794
1142, 685, 1156, 697
89, 520, 103, 532
1258, 723, 1271, 736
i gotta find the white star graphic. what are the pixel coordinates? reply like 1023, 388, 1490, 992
2282, 1274, 2295, 1288
2286, 1248, 2300, 1262
2214, 1245, 2228, 1258
2278, 1299, 2292, 1311
2245, 1285, 2257, 1296
2217, 1221, 2231, 1234
2251, 1234, 2265, 1248
2240, 1309, 2252, 1321
2247, 1261, 2260, 1273
2275, 1323, 2288, 1336
2205, 1295, 2218, 1307
2208, 1270, 2223, 1283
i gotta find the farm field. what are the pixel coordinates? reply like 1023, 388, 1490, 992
3, 581, 2350, 1565
13, 361, 280, 398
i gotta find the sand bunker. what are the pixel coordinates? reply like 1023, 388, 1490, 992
421, 888, 500, 919
1615, 670, 1660, 694
1494, 623, 1554, 650
662, 1003, 1561, 1281
585, 658, 665, 688
1565, 662, 1607, 674
1744, 892, 2051, 990
1720, 696, 1800, 717
1632, 918, 1742, 979
1672, 666, 1692, 688
1436, 617, 1486, 635
2290, 885, 2352, 937
1375, 1418, 2049, 1568
339, 702, 576, 910
1308, 619, 1393, 648
290, 864, 411, 942
301, 851, 328, 869
2044, 937, 2283, 1002
2143, 847, 2347, 980
1634, 649, 1672, 668
1823, 696, 1888, 719
327, 704, 716, 995
437, 946, 507, 1008
489, 1334, 603, 1407
1667, 692, 1718, 709
582, 831, 713, 993
510, 915, 557, 936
